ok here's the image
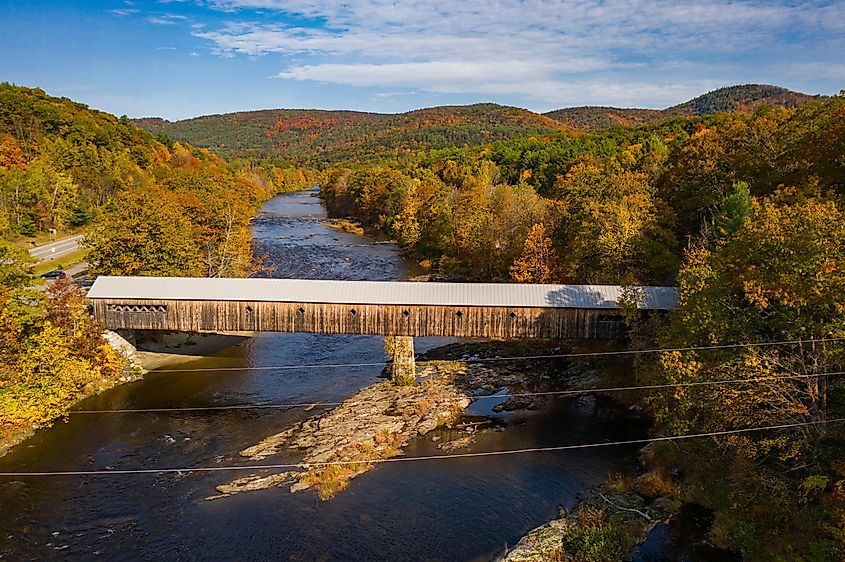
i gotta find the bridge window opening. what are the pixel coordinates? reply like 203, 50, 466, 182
509, 311, 517, 318
107, 304, 167, 314
402, 310, 410, 317
245, 305, 254, 315
297, 307, 306, 315
455, 311, 463, 318
350, 308, 357, 316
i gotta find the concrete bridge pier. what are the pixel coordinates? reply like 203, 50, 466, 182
385, 336, 415, 385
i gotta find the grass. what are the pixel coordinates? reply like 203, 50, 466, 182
33, 248, 88, 276
299, 462, 374, 501
297, 429, 406, 501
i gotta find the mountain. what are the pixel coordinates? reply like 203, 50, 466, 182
544, 84, 820, 130
134, 104, 567, 165
542, 106, 662, 131
135, 85, 821, 164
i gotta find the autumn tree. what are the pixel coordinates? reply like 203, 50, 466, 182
636, 192, 845, 559
84, 188, 202, 276
0, 240, 34, 289
510, 223, 555, 283
554, 159, 676, 284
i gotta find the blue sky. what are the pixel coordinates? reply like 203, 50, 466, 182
1, 0, 843, 120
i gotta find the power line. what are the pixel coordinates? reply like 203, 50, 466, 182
152, 361, 386, 373
71, 402, 342, 414
1, 417, 841, 478
148, 337, 845, 374
463, 336, 845, 362
69, 370, 845, 415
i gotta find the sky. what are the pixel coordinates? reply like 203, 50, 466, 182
1, 0, 843, 120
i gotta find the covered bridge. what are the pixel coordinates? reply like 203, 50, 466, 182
87, 276, 678, 340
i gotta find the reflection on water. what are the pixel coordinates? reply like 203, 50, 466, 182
0, 189, 646, 561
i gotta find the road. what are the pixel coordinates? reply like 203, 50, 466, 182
27, 234, 85, 262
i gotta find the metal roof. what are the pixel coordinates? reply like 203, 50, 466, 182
87, 276, 678, 310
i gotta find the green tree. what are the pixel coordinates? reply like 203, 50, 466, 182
712, 181, 751, 239
0, 240, 34, 289
84, 188, 202, 276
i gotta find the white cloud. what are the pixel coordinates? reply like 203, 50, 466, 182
279, 60, 603, 90
109, 8, 141, 16
784, 62, 845, 82
186, 1, 845, 106
147, 14, 189, 25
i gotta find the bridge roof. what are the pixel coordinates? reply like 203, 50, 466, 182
87, 276, 678, 310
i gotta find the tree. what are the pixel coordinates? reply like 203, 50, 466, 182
636, 193, 845, 559
510, 223, 555, 283
83, 188, 202, 276
0, 240, 34, 289
555, 162, 676, 284
712, 181, 751, 239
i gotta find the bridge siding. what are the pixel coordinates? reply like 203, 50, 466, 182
93, 299, 628, 339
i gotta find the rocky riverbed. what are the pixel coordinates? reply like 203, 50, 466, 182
210, 341, 612, 502
210, 361, 470, 500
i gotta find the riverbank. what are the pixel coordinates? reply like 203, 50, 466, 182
0, 355, 143, 458
0, 327, 253, 457
499, 482, 665, 562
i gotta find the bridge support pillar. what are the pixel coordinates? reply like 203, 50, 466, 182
385, 336, 415, 385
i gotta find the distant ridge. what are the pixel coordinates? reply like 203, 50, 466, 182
544, 84, 820, 130
134, 85, 821, 163
134, 103, 565, 165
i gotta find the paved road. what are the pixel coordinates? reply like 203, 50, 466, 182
28, 234, 85, 262
64, 262, 90, 278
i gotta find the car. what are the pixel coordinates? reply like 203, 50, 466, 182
40, 270, 67, 280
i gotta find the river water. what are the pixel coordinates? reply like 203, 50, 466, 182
0, 189, 648, 561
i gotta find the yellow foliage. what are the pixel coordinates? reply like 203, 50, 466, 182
0, 283, 127, 441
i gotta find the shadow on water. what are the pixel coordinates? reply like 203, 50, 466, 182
633, 504, 742, 562
1, 188, 650, 561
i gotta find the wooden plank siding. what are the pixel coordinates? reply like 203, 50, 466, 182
92, 299, 633, 339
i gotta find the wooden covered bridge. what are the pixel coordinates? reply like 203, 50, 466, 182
87, 276, 677, 339
87, 276, 677, 381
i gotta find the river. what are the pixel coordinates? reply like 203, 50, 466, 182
0, 189, 648, 561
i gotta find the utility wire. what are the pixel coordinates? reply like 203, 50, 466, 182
72, 402, 343, 414
1, 418, 842, 478
152, 362, 386, 373
69, 370, 845, 415
148, 337, 845, 374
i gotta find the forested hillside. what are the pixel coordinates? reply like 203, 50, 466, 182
136, 85, 818, 165
320, 95, 845, 560
0, 83, 313, 447
545, 84, 819, 130
0, 83, 313, 275
135, 103, 567, 165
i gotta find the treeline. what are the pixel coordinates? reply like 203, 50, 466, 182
0, 83, 314, 276
320, 96, 845, 559
138, 85, 819, 165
